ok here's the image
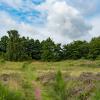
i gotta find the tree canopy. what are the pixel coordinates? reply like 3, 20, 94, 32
0, 30, 100, 61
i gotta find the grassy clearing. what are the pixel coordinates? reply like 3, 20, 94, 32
0, 59, 100, 100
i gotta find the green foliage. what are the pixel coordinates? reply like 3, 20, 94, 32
92, 89, 100, 100
91, 82, 100, 100
0, 36, 8, 53
63, 40, 89, 59
6, 30, 21, 61
22, 62, 29, 70
96, 55, 100, 60
27, 39, 41, 60
41, 38, 55, 61
51, 70, 67, 100
41, 38, 62, 61
0, 59, 6, 65
88, 37, 100, 60
22, 61, 32, 70
0, 83, 24, 100
0, 30, 100, 61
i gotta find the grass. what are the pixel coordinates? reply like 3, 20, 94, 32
0, 59, 100, 100
0, 83, 24, 100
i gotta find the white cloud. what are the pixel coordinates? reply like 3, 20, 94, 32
0, 0, 23, 9
36, 0, 92, 41
0, 0, 94, 44
90, 15, 100, 37
0, 11, 46, 40
66, 0, 99, 15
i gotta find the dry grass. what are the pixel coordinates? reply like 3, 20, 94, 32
0, 59, 100, 100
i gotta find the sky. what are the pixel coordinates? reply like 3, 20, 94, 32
0, 0, 100, 44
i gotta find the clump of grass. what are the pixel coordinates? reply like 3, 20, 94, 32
0, 83, 24, 100
91, 82, 100, 100
96, 55, 100, 60
0, 59, 6, 65
79, 62, 98, 68
49, 70, 68, 100
22, 61, 32, 70
92, 90, 100, 100
22, 62, 28, 70
21, 81, 35, 100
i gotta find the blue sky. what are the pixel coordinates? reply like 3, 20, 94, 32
0, 0, 100, 43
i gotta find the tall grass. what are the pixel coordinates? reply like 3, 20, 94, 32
22, 61, 32, 70
0, 83, 24, 100
50, 70, 67, 100
91, 83, 100, 100
0, 59, 6, 65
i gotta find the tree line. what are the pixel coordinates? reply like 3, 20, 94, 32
0, 30, 100, 61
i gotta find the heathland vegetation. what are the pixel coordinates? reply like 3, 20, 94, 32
0, 60, 100, 100
0, 30, 100, 100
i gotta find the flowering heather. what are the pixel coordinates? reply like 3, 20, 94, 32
32, 81, 41, 100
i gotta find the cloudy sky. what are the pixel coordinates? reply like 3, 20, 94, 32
0, 0, 100, 44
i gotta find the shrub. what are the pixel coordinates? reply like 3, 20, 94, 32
51, 70, 67, 100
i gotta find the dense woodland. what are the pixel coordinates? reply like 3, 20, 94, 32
0, 30, 100, 61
